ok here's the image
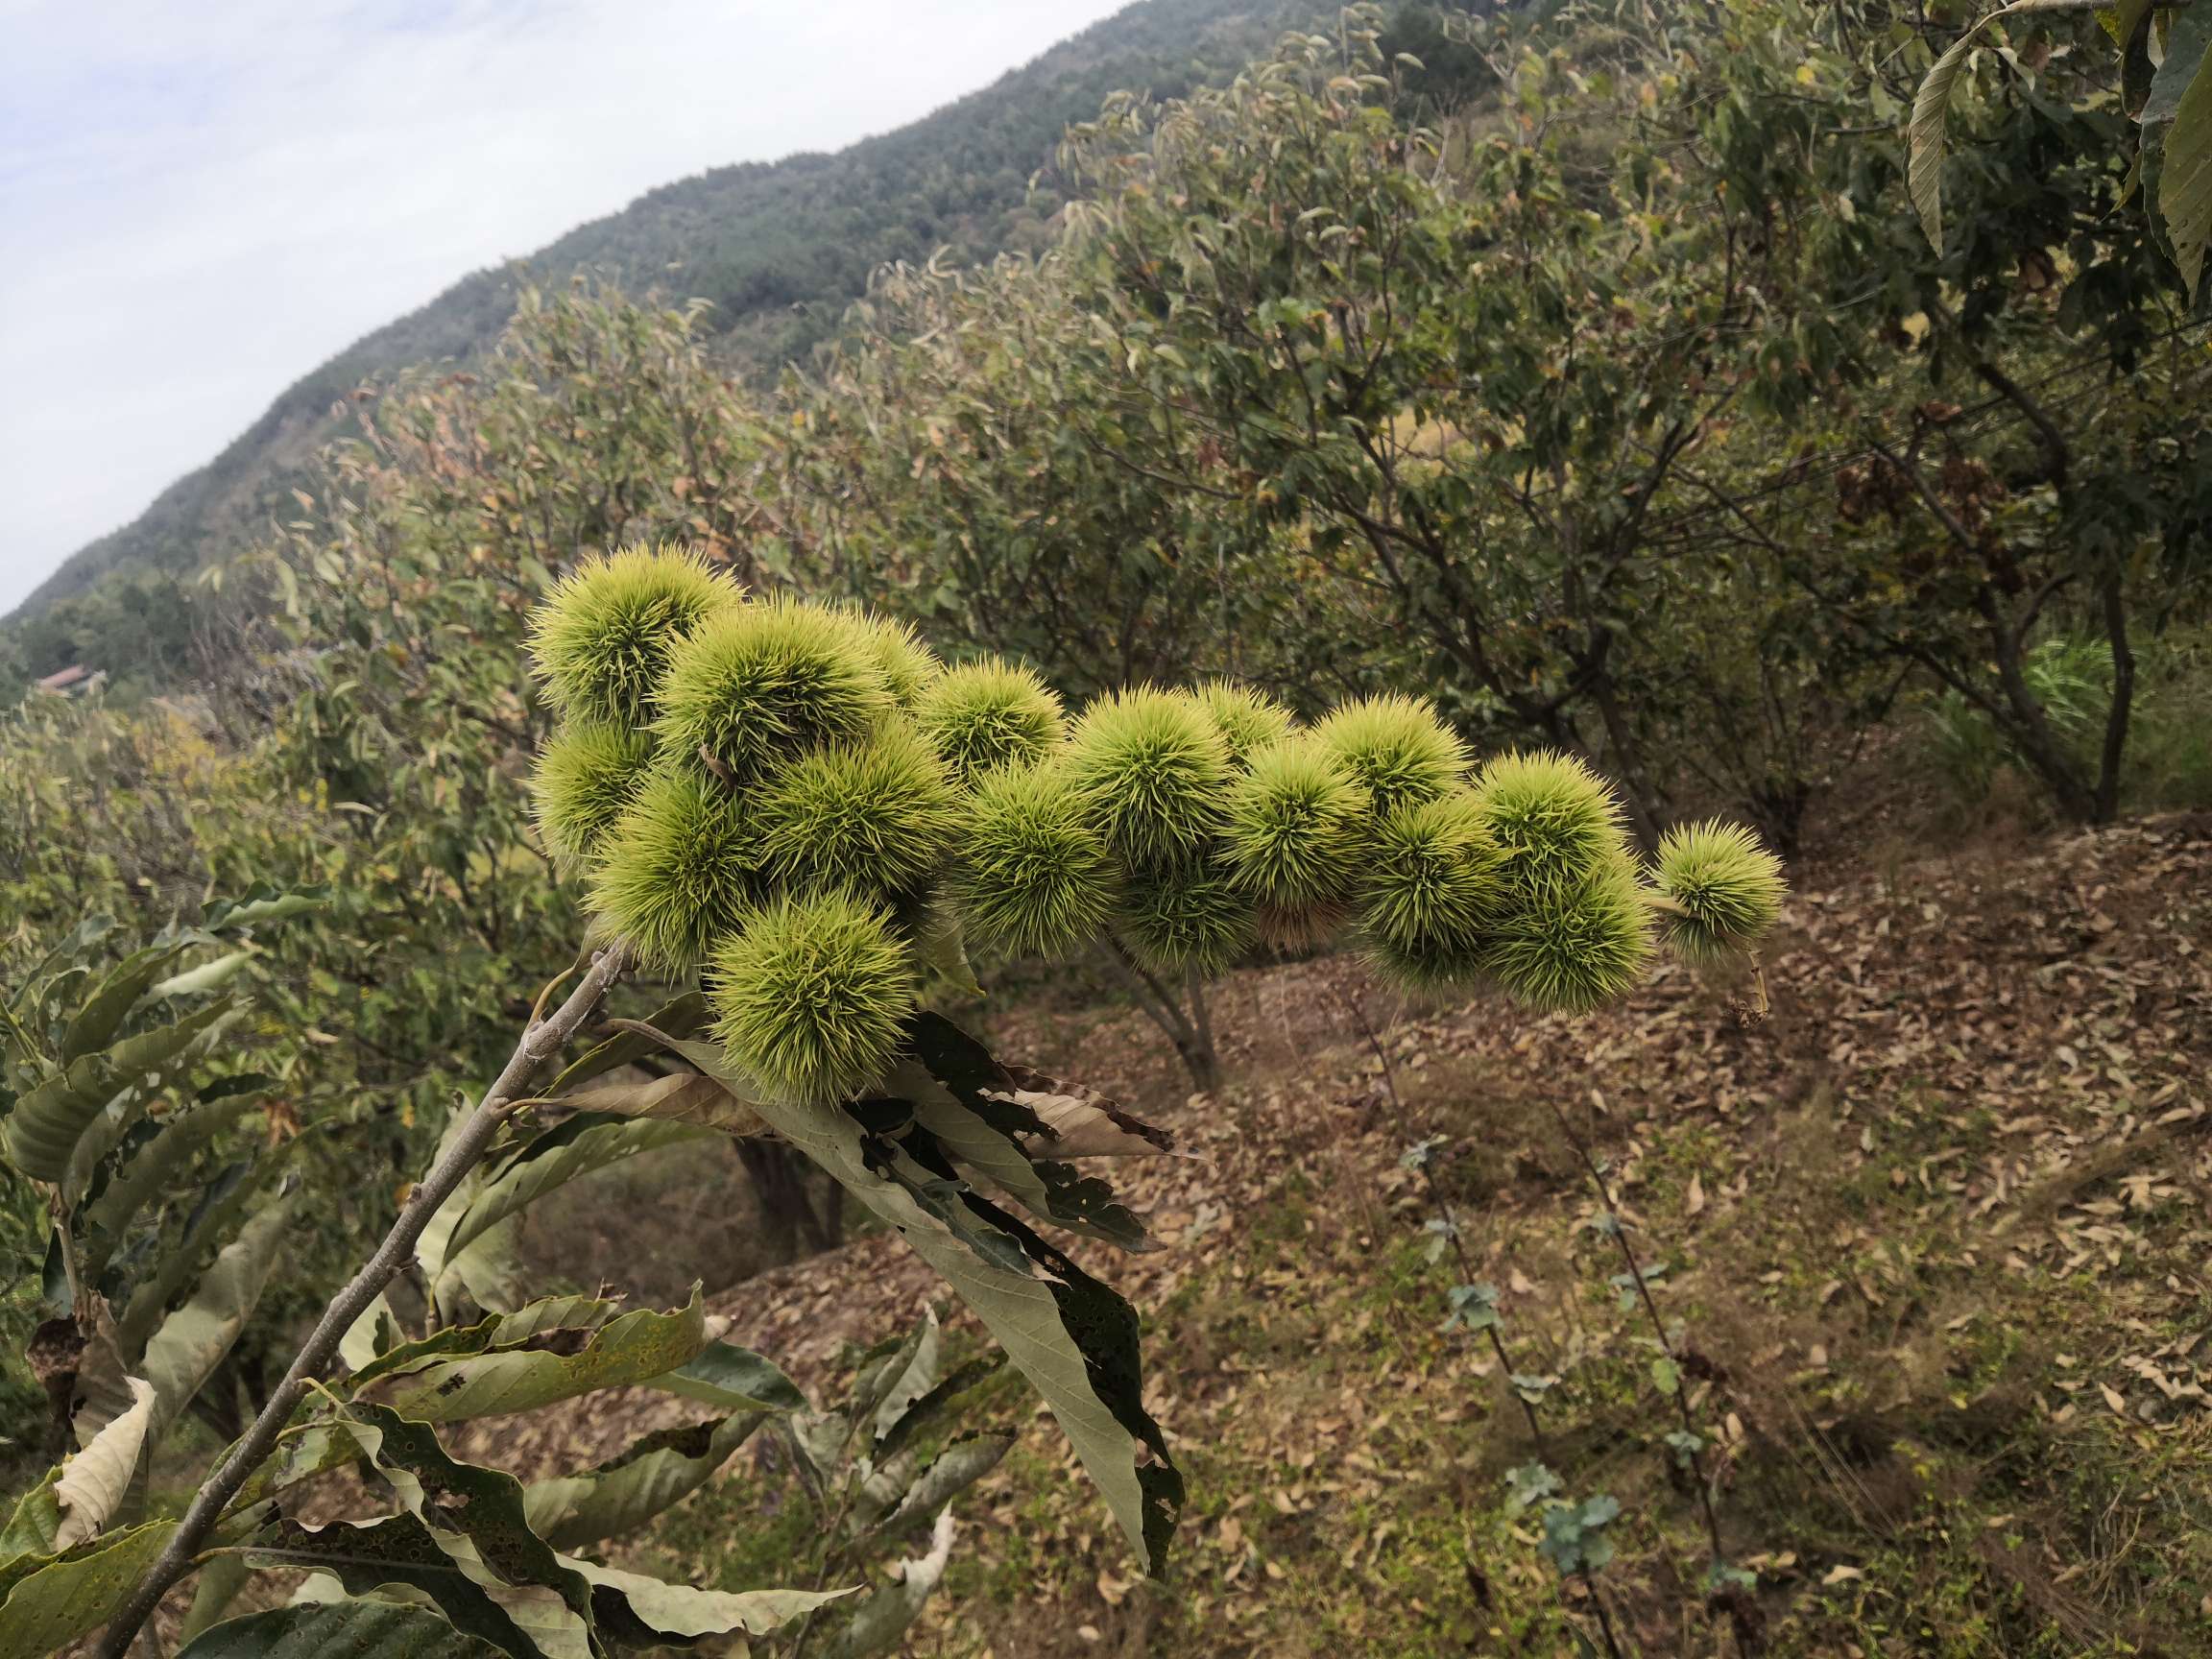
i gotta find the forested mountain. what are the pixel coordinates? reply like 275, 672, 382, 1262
9, 0, 1365, 626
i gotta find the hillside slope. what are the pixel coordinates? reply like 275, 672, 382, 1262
11, 0, 1305, 624
459, 813, 2212, 1654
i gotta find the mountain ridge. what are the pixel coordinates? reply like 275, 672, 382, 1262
10, 0, 1310, 626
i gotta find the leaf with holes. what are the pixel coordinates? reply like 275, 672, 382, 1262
177, 1600, 505, 1659
0, 1521, 177, 1656
522, 1411, 770, 1550
629, 1024, 1183, 1572
365, 1291, 709, 1423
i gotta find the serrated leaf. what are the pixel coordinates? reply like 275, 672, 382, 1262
992, 1062, 1181, 1159
201, 885, 328, 931
567, 1556, 852, 1646
875, 1354, 1005, 1460
4, 999, 241, 1183
60, 941, 200, 1062
856, 1310, 940, 1438
79, 1095, 260, 1281
488, 1293, 628, 1345
114, 1158, 274, 1356
896, 1014, 1159, 1250
1909, 0, 2107, 250
229, 1513, 538, 1658
2153, 15, 2212, 293
338, 1404, 595, 1658
631, 1025, 1183, 1572
132, 1198, 292, 1441
53, 1377, 156, 1549
0, 1520, 177, 1655
177, 1599, 505, 1658
864, 1431, 1014, 1540
0, 1473, 63, 1565
523, 1411, 767, 1550
342, 1298, 624, 1392
367, 1291, 709, 1423
821, 1509, 957, 1659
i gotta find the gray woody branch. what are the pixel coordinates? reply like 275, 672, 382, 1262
96, 944, 628, 1659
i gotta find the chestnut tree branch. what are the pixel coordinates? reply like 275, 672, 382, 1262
96, 943, 629, 1659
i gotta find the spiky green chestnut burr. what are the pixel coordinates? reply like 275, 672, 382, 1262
913, 660, 1068, 787
1065, 686, 1232, 867
952, 761, 1118, 959
754, 725, 957, 902
654, 595, 894, 784
1117, 855, 1255, 977
528, 543, 741, 726
1193, 680, 1295, 768
1312, 694, 1468, 819
1653, 820, 1786, 965
1359, 791, 1502, 987
836, 605, 943, 704
1220, 739, 1368, 911
1474, 750, 1630, 902
532, 720, 657, 865
589, 770, 760, 969
709, 891, 918, 1103
1483, 861, 1654, 1012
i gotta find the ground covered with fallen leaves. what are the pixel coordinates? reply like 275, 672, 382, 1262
476, 811, 2212, 1657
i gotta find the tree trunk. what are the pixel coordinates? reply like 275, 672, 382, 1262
2094, 564, 2136, 825
1099, 935, 1222, 1092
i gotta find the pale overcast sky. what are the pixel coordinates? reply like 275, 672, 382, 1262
0, 0, 1134, 613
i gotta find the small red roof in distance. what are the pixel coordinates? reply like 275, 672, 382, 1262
35, 664, 92, 691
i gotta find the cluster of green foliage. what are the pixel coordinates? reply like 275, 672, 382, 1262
0, 882, 1183, 1658
1910, 0, 2212, 293
0, 901, 314, 1483
0, 0, 2194, 1512
783, 0, 2210, 842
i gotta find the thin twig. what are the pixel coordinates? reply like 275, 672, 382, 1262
95, 945, 629, 1659
1332, 976, 1554, 1455
1546, 1095, 1753, 1656
1548, 1102, 1727, 1561
1328, 977, 1630, 1659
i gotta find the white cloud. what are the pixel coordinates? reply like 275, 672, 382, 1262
0, 0, 1133, 611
